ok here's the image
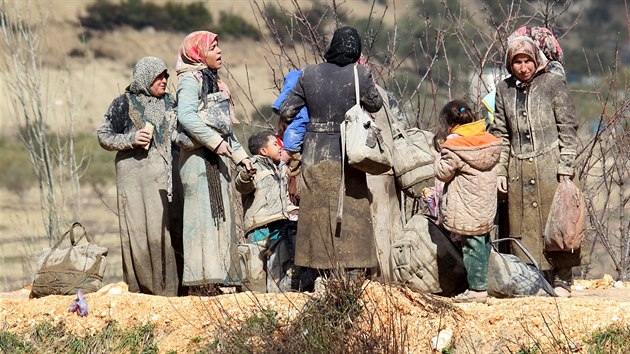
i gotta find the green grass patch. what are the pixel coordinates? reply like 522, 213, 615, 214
0, 320, 158, 354
585, 324, 630, 354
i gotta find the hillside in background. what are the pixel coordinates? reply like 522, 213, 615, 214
0, 0, 627, 136
0, 0, 628, 292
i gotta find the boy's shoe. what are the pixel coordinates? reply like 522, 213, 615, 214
553, 286, 571, 298
313, 276, 328, 295
452, 289, 488, 303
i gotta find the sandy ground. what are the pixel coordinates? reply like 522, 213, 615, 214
0, 278, 629, 353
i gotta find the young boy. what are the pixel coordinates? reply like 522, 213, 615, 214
236, 130, 299, 293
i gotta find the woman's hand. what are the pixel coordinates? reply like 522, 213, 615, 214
133, 128, 152, 148
280, 150, 293, 164
214, 140, 233, 158
240, 158, 257, 178
497, 175, 508, 193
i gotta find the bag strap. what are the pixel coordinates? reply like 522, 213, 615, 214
490, 238, 557, 297
382, 98, 407, 139
353, 64, 360, 105
335, 66, 361, 227
68, 222, 92, 245
44, 222, 89, 262
336, 121, 346, 227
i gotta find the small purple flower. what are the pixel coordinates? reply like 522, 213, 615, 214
68, 290, 88, 317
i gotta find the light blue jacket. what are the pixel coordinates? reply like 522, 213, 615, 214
272, 70, 310, 153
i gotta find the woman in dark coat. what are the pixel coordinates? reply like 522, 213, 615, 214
490, 36, 580, 297
277, 27, 383, 273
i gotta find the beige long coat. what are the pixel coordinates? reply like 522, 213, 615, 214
491, 72, 580, 270
366, 86, 403, 282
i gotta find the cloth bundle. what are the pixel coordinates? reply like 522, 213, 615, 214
487, 238, 556, 298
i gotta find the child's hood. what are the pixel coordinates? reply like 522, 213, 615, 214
443, 120, 502, 171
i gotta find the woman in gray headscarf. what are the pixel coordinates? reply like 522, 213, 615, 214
97, 56, 182, 296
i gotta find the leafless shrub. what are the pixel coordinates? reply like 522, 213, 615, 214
0, 0, 88, 246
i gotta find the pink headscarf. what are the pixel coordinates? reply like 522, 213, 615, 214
175, 31, 231, 95
175, 31, 218, 75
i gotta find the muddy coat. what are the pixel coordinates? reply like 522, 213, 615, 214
278, 62, 382, 269
235, 156, 297, 234
177, 72, 248, 286
367, 86, 403, 282
435, 123, 502, 236
490, 72, 580, 270
97, 90, 181, 297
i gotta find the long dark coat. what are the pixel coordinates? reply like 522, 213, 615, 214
278, 62, 383, 269
491, 72, 580, 270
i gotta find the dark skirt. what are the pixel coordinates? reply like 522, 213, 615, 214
295, 130, 378, 269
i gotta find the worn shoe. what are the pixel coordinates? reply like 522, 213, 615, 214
452, 290, 488, 303
553, 286, 571, 298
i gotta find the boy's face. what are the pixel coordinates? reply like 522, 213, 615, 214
260, 136, 282, 162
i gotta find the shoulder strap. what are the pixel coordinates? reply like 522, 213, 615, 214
353, 65, 360, 105
336, 122, 346, 226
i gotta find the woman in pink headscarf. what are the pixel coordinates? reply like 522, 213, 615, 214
175, 31, 255, 294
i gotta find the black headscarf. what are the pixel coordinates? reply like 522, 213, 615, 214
324, 26, 361, 66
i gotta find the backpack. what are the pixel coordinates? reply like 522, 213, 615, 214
383, 97, 436, 198
391, 215, 467, 296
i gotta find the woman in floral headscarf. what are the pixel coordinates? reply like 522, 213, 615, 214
175, 31, 255, 293
490, 36, 580, 297
276, 27, 382, 278
97, 56, 181, 296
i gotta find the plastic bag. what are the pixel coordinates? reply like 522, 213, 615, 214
544, 179, 585, 252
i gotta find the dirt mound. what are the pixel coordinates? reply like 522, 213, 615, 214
1, 278, 629, 352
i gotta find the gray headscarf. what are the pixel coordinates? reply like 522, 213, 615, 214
127, 56, 168, 96
125, 57, 172, 173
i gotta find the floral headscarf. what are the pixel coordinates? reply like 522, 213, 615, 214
508, 26, 563, 63
127, 56, 168, 96
505, 36, 548, 79
324, 26, 362, 66
175, 30, 230, 102
175, 31, 217, 74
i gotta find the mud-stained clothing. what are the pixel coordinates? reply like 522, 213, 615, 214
367, 86, 403, 282
278, 62, 382, 270
491, 72, 580, 272
177, 71, 247, 287
97, 57, 181, 296
435, 119, 502, 292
